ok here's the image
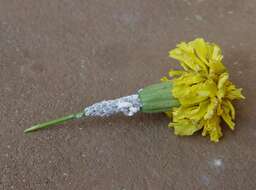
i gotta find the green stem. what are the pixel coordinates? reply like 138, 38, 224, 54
24, 111, 84, 133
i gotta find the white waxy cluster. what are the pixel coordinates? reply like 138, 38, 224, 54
84, 94, 142, 117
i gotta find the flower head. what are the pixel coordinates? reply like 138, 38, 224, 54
164, 38, 245, 142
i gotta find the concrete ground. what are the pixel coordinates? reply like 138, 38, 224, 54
1, 0, 256, 189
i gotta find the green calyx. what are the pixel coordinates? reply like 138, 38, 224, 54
138, 82, 180, 113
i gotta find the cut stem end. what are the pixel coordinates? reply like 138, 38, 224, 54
24, 111, 84, 133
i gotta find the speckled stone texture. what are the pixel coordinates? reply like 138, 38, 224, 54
0, 0, 255, 190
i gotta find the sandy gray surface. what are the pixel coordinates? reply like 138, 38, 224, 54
1, 0, 256, 189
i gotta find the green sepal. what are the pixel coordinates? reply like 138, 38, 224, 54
139, 82, 180, 113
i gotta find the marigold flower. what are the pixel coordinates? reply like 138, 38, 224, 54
163, 38, 245, 142
25, 38, 244, 143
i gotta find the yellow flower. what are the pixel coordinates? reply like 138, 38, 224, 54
164, 38, 245, 142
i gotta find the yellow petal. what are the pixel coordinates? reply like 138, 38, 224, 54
168, 70, 186, 77
170, 40, 210, 72
208, 44, 223, 62
226, 100, 235, 119
165, 111, 172, 118
226, 87, 245, 100
221, 112, 235, 130
189, 101, 209, 121
172, 120, 202, 136
221, 101, 235, 130
169, 48, 198, 71
217, 73, 229, 99
202, 115, 222, 142
190, 38, 207, 57
204, 97, 218, 119
217, 102, 223, 115
197, 79, 218, 97
173, 72, 205, 86
161, 76, 169, 82
209, 124, 222, 143
174, 100, 208, 121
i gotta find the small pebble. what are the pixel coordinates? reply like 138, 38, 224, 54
195, 15, 203, 21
